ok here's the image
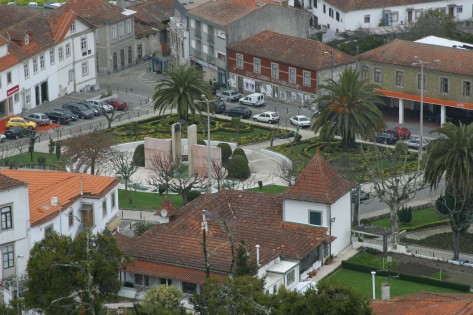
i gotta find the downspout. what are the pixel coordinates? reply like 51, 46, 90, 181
328, 204, 332, 260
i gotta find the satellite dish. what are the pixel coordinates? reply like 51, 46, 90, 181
51, 197, 59, 206
160, 209, 168, 217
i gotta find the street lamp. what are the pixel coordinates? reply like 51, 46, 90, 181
371, 271, 376, 300
16, 255, 24, 315
324, 50, 334, 81
195, 95, 214, 192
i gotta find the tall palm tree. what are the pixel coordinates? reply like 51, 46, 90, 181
424, 122, 473, 259
311, 67, 385, 147
152, 65, 211, 120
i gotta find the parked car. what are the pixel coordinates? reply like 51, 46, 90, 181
46, 111, 72, 125
62, 102, 94, 119
24, 113, 50, 126
0, 133, 5, 142
216, 90, 241, 102
213, 98, 226, 114
224, 106, 252, 118
85, 100, 114, 113
239, 93, 265, 107
387, 126, 411, 140
253, 111, 280, 124
351, 188, 370, 203
5, 126, 29, 139
289, 115, 311, 128
54, 108, 79, 121
405, 137, 430, 150
104, 98, 128, 110
5, 116, 37, 130
374, 132, 399, 144
80, 102, 101, 116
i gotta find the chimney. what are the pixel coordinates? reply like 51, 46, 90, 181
255, 244, 260, 266
381, 283, 390, 300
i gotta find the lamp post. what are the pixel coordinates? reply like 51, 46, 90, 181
371, 271, 376, 300
195, 95, 214, 193
16, 255, 24, 315
324, 50, 334, 81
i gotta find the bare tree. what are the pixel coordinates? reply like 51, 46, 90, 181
109, 150, 139, 191
278, 158, 298, 186
50, 125, 65, 141
147, 154, 207, 205
211, 157, 228, 192
100, 108, 129, 129
363, 143, 426, 244
0, 141, 19, 167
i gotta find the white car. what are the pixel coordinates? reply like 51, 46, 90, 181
405, 137, 430, 150
290, 115, 311, 128
253, 111, 280, 124
85, 100, 114, 113
0, 133, 6, 142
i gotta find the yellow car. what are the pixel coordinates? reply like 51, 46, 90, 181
5, 116, 37, 130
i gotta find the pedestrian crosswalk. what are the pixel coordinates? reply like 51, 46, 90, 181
138, 72, 161, 86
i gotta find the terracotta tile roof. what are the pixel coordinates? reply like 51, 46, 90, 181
358, 40, 473, 77
0, 169, 119, 226
58, 0, 129, 25
188, 0, 280, 26
228, 30, 355, 71
371, 291, 473, 315
0, 173, 27, 192
124, 260, 225, 284
325, 0, 434, 12
281, 150, 356, 204
130, 0, 174, 28
156, 194, 177, 217
117, 190, 331, 274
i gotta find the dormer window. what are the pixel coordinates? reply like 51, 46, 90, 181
70, 21, 76, 33
25, 34, 30, 45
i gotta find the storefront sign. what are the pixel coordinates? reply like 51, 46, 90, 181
243, 78, 255, 92
7, 85, 19, 96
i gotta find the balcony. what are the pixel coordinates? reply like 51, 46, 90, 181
194, 30, 202, 39
207, 35, 214, 44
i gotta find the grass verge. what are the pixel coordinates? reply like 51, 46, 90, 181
118, 189, 183, 210
369, 208, 446, 230
247, 185, 288, 194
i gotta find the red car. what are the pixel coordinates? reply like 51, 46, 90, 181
105, 98, 128, 110
387, 126, 411, 140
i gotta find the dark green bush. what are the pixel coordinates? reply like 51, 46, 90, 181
187, 190, 202, 202
132, 144, 145, 167
48, 139, 55, 155
227, 155, 251, 180
294, 133, 302, 143
123, 281, 134, 288
37, 157, 47, 165
398, 206, 413, 223
232, 147, 248, 163
218, 143, 232, 161
197, 139, 207, 146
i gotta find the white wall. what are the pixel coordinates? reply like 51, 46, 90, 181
329, 192, 351, 256
283, 199, 329, 227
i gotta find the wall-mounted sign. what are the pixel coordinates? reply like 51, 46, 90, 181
7, 85, 19, 96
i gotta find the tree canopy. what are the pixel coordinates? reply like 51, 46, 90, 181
409, 8, 456, 40
140, 285, 185, 315
311, 67, 385, 147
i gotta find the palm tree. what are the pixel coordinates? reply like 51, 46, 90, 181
311, 67, 385, 147
152, 65, 211, 120
424, 122, 473, 259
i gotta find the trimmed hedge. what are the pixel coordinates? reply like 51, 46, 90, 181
402, 220, 449, 232
218, 143, 232, 161
341, 260, 470, 292
227, 155, 251, 180
232, 147, 248, 163
187, 190, 202, 202
132, 144, 145, 167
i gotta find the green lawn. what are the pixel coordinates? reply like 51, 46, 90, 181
326, 269, 466, 298
247, 185, 288, 194
0, 152, 64, 169
347, 252, 397, 269
369, 208, 446, 230
118, 189, 183, 210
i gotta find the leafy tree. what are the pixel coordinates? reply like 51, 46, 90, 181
48, 138, 55, 154
311, 67, 385, 148
133, 221, 155, 236
152, 65, 211, 120
425, 123, 473, 259
55, 142, 61, 160
234, 241, 258, 276
409, 8, 456, 40
23, 232, 124, 315
140, 285, 185, 315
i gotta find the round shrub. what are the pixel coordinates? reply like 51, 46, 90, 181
197, 139, 207, 145
232, 147, 248, 163
132, 144, 145, 167
37, 156, 47, 165
218, 143, 232, 161
187, 190, 202, 202
227, 155, 251, 179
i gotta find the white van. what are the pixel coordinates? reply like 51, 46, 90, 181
239, 93, 265, 107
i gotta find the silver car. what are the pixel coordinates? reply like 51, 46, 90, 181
216, 90, 241, 102
85, 100, 114, 113
24, 113, 50, 126
405, 137, 430, 150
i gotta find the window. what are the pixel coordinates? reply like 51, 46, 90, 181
303, 70, 311, 86
2, 244, 14, 269
217, 51, 225, 61
112, 26, 117, 40
457, 6, 463, 13
68, 211, 74, 227
364, 15, 370, 23
25, 89, 31, 106
253, 58, 261, 74
373, 67, 382, 83
134, 274, 143, 285
81, 37, 87, 51
44, 225, 54, 237
33, 58, 38, 73
65, 43, 71, 57
50, 49, 55, 64
417, 74, 426, 90
82, 61, 89, 76
25, 34, 29, 45
1, 205, 13, 230
289, 67, 296, 83
323, 4, 326, 13
286, 269, 295, 286
236, 53, 243, 69
395, 71, 403, 87
271, 63, 279, 79
440, 77, 449, 94
336, 11, 340, 21
309, 210, 322, 226
273, 285, 278, 294
24, 63, 29, 78
361, 65, 368, 79
144, 275, 150, 286
102, 199, 107, 217
463, 81, 471, 97
70, 21, 76, 32
182, 282, 197, 294
68, 69, 74, 82
14, 94, 19, 103
329, 8, 333, 17
40, 55, 45, 70
111, 192, 116, 208
118, 22, 124, 38
59, 47, 64, 61
126, 19, 132, 35
160, 278, 172, 285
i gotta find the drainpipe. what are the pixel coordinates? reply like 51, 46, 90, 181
255, 244, 260, 266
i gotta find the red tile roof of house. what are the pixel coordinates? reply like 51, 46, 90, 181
371, 291, 473, 315
130, 0, 174, 29
0, 169, 119, 226
58, 0, 129, 25
116, 189, 332, 279
281, 150, 356, 204
325, 0, 434, 12
228, 30, 355, 71
188, 0, 280, 26
0, 173, 27, 192
156, 194, 177, 217
358, 40, 473, 77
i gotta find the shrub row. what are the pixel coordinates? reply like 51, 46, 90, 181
341, 260, 470, 292
401, 220, 449, 232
